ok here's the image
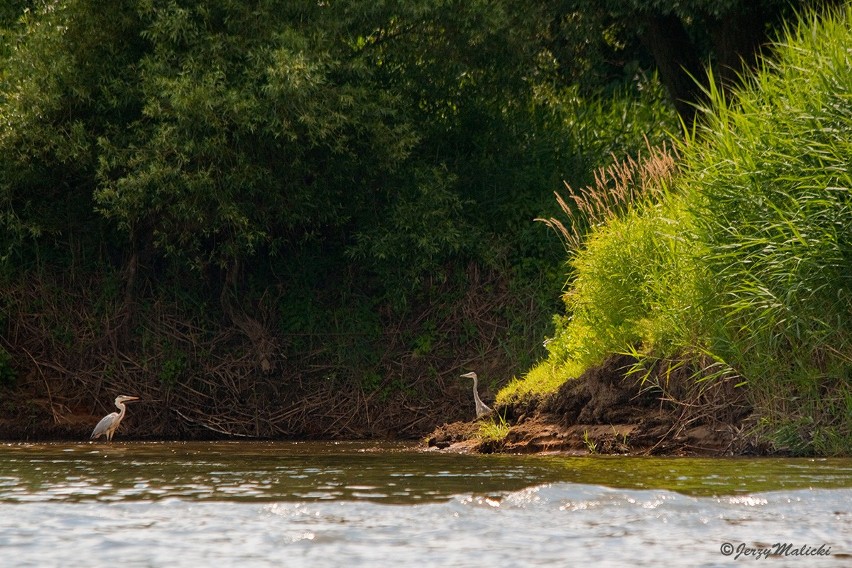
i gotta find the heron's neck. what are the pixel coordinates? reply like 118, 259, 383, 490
115, 402, 126, 419
472, 376, 483, 405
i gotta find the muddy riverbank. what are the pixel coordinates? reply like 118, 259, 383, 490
425, 355, 765, 456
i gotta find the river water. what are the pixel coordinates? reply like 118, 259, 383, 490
0, 442, 849, 567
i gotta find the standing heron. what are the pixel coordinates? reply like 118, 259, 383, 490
459, 371, 492, 418
90, 395, 139, 441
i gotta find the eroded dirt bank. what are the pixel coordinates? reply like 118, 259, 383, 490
425, 355, 764, 456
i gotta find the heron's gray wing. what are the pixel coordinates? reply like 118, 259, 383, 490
476, 401, 493, 417
91, 412, 119, 439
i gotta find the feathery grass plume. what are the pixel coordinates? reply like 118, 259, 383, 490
537, 140, 678, 252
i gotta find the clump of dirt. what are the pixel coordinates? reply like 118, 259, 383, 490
426, 354, 762, 456
424, 421, 480, 451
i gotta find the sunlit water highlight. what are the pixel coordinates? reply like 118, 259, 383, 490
0, 442, 849, 566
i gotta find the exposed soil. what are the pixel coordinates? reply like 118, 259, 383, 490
425, 354, 764, 456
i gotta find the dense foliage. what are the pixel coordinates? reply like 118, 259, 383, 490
0, 0, 677, 290
0, 0, 677, 436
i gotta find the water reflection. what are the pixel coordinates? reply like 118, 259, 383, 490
0, 441, 850, 504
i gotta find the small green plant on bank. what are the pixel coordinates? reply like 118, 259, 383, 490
158, 347, 187, 388
611, 425, 630, 450
582, 429, 597, 454
0, 347, 16, 385
477, 411, 510, 442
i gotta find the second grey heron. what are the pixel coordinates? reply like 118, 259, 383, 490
91, 395, 139, 441
459, 371, 492, 418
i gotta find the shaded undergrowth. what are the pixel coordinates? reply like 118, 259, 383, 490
0, 264, 551, 440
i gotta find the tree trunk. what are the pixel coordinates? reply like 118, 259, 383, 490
709, 5, 769, 92
640, 13, 704, 126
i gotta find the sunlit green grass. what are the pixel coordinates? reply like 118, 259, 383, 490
495, 358, 585, 406
682, 6, 852, 453
502, 5, 852, 455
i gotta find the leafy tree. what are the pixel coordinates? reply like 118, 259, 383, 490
95, 1, 418, 276
0, 0, 676, 304
2, 1, 570, 286
0, 0, 144, 263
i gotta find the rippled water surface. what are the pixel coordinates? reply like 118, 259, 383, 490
0, 442, 850, 566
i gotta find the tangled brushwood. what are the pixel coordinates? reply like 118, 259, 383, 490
0, 266, 546, 440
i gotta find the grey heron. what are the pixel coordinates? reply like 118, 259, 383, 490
459, 371, 492, 418
90, 395, 139, 441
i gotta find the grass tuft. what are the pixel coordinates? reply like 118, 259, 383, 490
537, 141, 678, 252
476, 412, 511, 442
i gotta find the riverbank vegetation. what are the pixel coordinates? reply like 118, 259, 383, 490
499, 5, 852, 456
0, 0, 676, 438
1, 1, 847, 454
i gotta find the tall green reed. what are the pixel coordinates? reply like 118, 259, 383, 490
683, 6, 852, 453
